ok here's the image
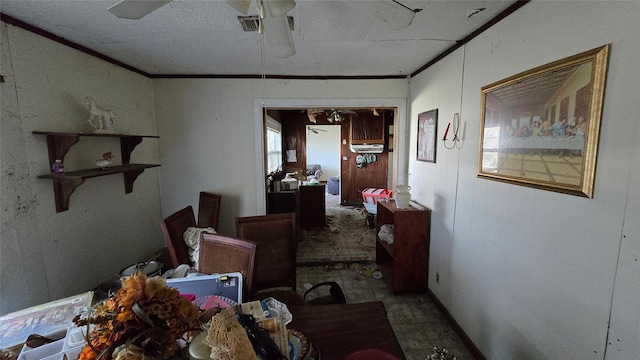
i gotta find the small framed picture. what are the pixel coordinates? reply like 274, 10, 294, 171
417, 109, 438, 163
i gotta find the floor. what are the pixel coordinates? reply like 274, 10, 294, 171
296, 192, 475, 360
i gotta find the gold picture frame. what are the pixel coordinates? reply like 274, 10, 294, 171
478, 44, 610, 198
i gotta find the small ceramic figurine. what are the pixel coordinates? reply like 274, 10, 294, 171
95, 152, 113, 169
84, 97, 115, 133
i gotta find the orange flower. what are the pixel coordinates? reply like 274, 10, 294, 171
117, 273, 145, 309
77, 346, 98, 360
115, 309, 136, 323
73, 272, 201, 360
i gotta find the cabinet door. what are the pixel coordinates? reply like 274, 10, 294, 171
299, 185, 326, 228
267, 191, 298, 214
350, 113, 384, 144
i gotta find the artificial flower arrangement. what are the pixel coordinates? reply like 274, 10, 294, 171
73, 273, 202, 360
426, 346, 457, 360
266, 165, 286, 184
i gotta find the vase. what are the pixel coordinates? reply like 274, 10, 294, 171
394, 185, 411, 209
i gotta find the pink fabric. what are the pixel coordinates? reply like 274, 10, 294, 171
202, 295, 231, 309
180, 293, 196, 301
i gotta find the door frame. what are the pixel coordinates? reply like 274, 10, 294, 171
253, 98, 408, 214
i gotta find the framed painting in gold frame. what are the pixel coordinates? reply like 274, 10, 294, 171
478, 45, 609, 198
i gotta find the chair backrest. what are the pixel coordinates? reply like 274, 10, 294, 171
235, 213, 297, 294
199, 233, 257, 301
160, 206, 196, 268
198, 192, 222, 231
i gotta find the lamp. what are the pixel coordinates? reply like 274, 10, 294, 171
264, 0, 295, 17
227, 0, 296, 16
327, 111, 342, 123
229, 0, 296, 58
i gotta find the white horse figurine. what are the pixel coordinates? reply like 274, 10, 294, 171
84, 97, 115, 132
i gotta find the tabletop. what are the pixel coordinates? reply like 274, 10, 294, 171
287, 301, 405, 360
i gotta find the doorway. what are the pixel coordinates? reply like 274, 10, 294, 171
306, 124, 341, 205
253, 98, 408, 214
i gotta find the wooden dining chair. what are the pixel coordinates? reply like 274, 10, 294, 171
235, 212, 307, 306
160, 206, 196, 268
197, 191, 222, 231
198, 233, 257, 302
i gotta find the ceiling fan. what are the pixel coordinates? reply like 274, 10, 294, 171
108, 0, 296, 57
307, 126, 328, 134
108, 0, 417, 59
307, 108, 357, 123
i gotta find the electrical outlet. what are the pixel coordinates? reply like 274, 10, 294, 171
436, 272, 440, 284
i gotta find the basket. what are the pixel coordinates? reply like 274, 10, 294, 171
364, 202, 378, 215
361, 188, 393, 204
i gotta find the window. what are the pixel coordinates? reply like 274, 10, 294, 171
265, 116, 282, 173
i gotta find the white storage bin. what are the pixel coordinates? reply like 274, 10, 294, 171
40, 345, 83, 360
17, 339, 64, 360
64, 326, 86, 350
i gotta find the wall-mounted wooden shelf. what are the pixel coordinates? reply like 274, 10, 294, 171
33, 131, 159, 166
33, 131, 160, 212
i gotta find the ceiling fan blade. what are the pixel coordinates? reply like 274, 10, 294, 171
344, 0, 415, 30
262, 14, 296, 58
226, 0, 252, 14
108, 0, 172, 19
265, 0, 296, 17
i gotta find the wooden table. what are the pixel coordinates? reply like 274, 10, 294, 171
288, 301, 405, 360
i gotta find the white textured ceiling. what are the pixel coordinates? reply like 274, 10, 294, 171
1, 0, 522, 77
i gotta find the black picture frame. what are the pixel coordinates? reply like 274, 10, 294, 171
417, 109, 438, 163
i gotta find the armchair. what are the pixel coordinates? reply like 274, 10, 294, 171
306, 164, 323, 181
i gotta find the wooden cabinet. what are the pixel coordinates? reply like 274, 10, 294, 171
267, 185, 326, 228
375, 200, 431, 293
350, 113, 384, 145
33, 131, 160, 212
267, 190, 299, 215
299, 185, 326, 228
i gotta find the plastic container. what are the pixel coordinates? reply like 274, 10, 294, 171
364, 202, 377, 215
17, 339, 64, 360
52, 160, 64, 174
361, 188, 393, 204
17, 326, 86, 360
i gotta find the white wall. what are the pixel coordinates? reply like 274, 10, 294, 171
408, 2, 640, 359
153, 78, 409, 236
0, 24, 163, 315
306, 125, 341, 181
